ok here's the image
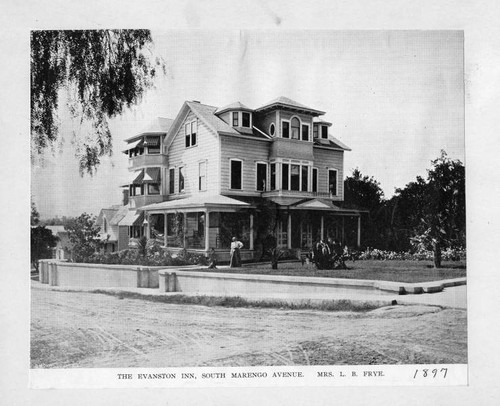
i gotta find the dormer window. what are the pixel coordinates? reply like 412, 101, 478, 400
321, 125, 328, 139
282, 121, 290, 138
232, 112, 239, 127
242, 112, 251, 128
146, 136, 161, 154
313, 125, 318, 138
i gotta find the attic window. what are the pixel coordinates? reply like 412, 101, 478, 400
291, 117, 300, 139
242, 112, 251, 128
232, 112, 239, 127
185, 120, 198, 148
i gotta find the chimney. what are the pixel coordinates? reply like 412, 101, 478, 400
122, 189, 129, 206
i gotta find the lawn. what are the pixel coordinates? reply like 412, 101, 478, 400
200, 260, 466, 283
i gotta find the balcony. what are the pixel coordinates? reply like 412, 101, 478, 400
129, 194, 165, 209
129, 154, 168, 170
262, 190, 333, 199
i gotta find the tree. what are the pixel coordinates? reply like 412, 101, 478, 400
31, 30, 165, 174
343, 168, 385, 248
66, 213, 102, 262
31, 226, 58, 272
393, 151, 465, 267
31, 201, 40, 226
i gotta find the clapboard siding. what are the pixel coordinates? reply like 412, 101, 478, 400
313, 147, 344, 200
220, 136, 270, 193
167, 111, 219, 196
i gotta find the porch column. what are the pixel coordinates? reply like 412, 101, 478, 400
320, 215, 324, 240
144, 214, 150, 239
205, 210, 210, 251
287, 213, 292, 249
342, 217, 345, 245
357, 216, 361, 247
249, 213, 254, 250
183, 212, 187, 248
164, 213, 168, 247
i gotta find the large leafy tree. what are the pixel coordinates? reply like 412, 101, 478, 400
31, 30, 164, 174
31, 226, 58, 272
343, 168, 385, 248
66, 213, 102, 262
392, 151, 465, 267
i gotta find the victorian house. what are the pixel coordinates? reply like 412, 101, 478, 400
109, 97, 362, 261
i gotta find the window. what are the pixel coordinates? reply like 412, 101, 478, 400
328, 169, 338, 196
232, 112, 239, 127
291, 117, 300, 139
282, 121, 289, 138
148, 183, 160, 195
242, 112, 251, 128
230, 159, 242, 189
199, 161, 206, 191
256, 163, 267, 191
290, 164, 300, 190
179, 167, 185, 193
103, 218, 107, 233
312, 168, 318, 193
313, 125, 318, 139
321, 125, 328, 139
169, 168, 175, 194
146, 136, 160, 154
277, 216, 288, 248
270, 163, 276, 190
281, 163, 289, 190
269, 123, 275, 136
301, 166, 308, 191
185, 120, 197, 147
301, 124, 309, 141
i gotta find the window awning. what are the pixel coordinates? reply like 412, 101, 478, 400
120, 170, 144, 187
143, 167, 161, 183
118, 210, 144, 226
144, 136, 160, 147
121, 139, 143, 153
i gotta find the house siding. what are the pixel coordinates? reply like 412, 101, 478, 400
167, 111, 220, 196
313, 147, 344, 200
220, 135, 270, 194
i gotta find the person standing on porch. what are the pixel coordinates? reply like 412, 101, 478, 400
230, 237, 243, 267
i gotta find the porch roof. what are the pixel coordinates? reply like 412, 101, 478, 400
269, 197, 363, 215
118, 210, 144, 226
141, 194, 254, 211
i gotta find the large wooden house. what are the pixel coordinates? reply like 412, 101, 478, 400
115, 97, 362, 261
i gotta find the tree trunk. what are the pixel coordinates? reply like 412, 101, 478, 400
433, 241, 442, 268
271, 260, 278, 270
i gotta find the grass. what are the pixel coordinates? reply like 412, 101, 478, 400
91, 289, 389, 312
199, 259, 466, 283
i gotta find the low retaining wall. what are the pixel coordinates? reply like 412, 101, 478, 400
39, 260, 163, 288
158, 269, 467, 296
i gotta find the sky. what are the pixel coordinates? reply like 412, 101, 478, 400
31, 30, 464, 219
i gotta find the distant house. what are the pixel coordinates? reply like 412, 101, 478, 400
111, 96, 362, 261
96, 205, 129, 252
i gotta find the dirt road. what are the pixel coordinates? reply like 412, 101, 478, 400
31, 285, 467, 368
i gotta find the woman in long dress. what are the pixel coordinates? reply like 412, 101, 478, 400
229, 237, 243, 267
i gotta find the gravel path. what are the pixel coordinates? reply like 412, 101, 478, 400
31, 285, 467, 368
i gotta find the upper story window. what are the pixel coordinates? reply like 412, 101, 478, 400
291, 117, 300, 139
242, 112, 251, 128
256, 162, 267, 191
169, 168, 175, 194
277, 160, 312, 192
321, 125, 328, 139
103, 218, 107, 233
232, 112, 239, 127
313, 125, 318, 139
312, 168, 318, 193
185, 120, 198, 148
328, 169, 338, 196
199, 161, 207, 191
282, 121, 290, 138
179, 166, 185, 193
301, 124, 309, 141
146, 136, 161, 154
230, 159, 242, 190
269, 123, 276, 136
270, 163, 276, 190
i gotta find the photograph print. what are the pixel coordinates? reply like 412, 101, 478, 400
30, 30, 466, 373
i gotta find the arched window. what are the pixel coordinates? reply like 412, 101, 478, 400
291, 117, 300, 139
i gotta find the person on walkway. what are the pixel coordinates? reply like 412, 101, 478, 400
229, 237, 243, 267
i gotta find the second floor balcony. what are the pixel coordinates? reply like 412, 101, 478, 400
129, 153, 168, 170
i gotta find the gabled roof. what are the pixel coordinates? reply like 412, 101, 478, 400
255, 96, 325, 116
125, 117, 174, 142
215, 101, 253, 115
313, 117, 332, 126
